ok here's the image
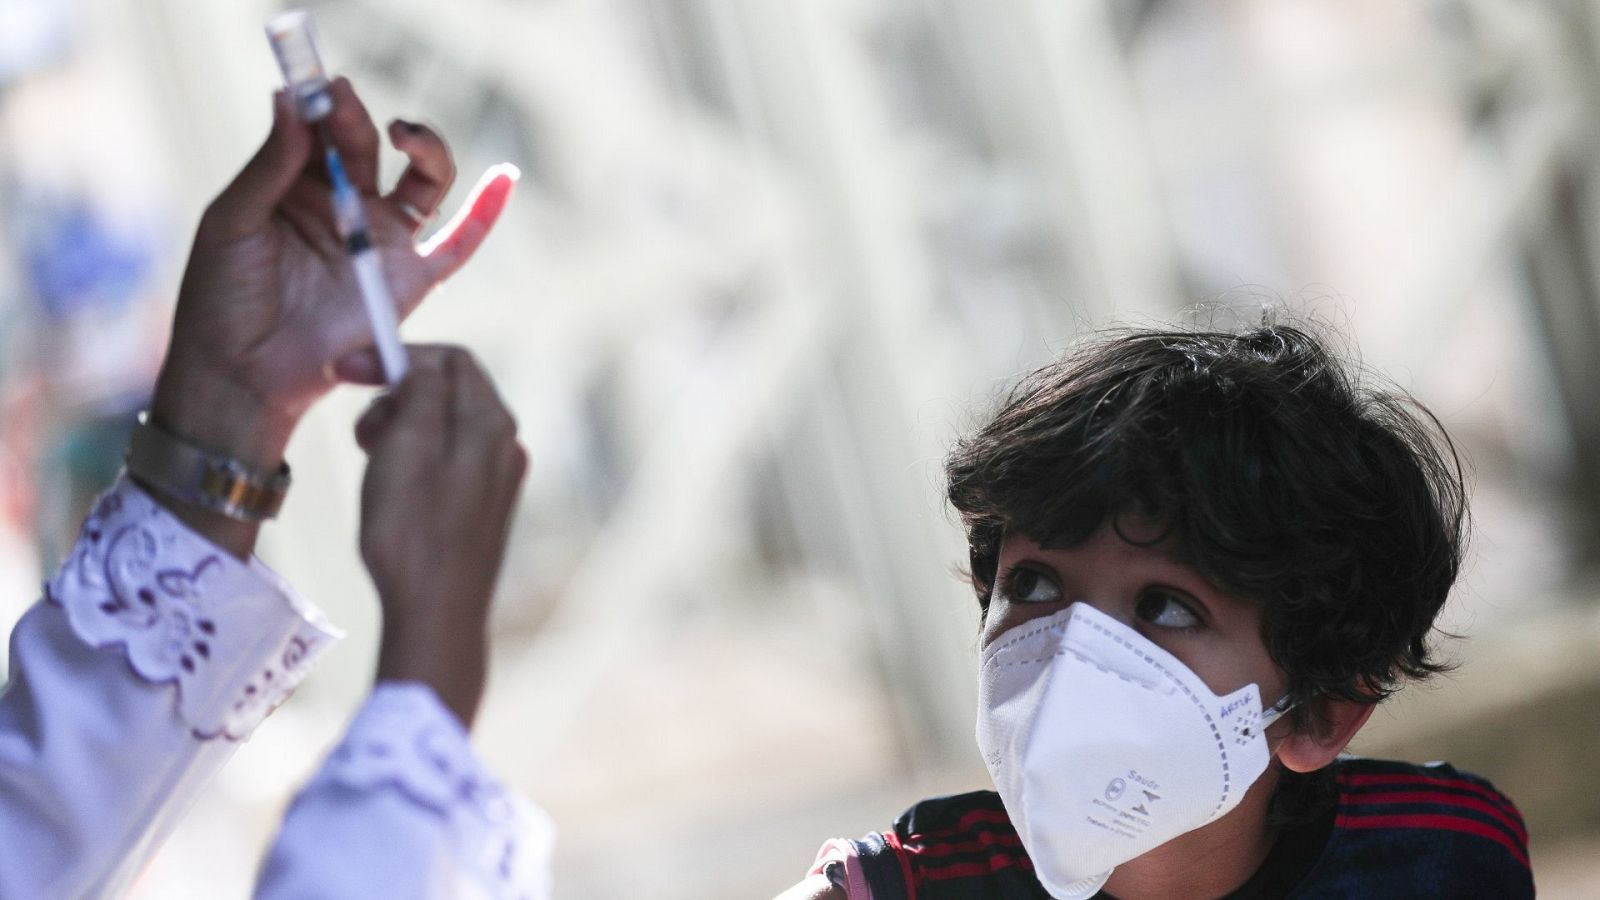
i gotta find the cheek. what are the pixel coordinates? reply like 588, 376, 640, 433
1182, 640, 1286, 703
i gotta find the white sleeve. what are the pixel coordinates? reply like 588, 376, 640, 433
256, 682, 554, 900
0, 475, 341, 899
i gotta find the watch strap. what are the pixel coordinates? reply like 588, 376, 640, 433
125, 412, 291, 521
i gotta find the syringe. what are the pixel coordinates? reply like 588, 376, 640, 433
266, 9, 409, 385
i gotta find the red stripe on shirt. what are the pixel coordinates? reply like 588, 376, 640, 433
884, 827, 918, 900
1341, 773, 1520, 815
915, 853, 1036, 883
1335, 812, 1530, 868
906, 807, 1014, 844
1341, 790, 1527, 843
901, 830, 1026, 859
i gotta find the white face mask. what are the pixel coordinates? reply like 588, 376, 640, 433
976, 602, 1293, 900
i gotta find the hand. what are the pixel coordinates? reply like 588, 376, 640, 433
355, 346, 528, 727
148, 79, 515, 554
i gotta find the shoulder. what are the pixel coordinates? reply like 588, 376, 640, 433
887, 791, 1048, 899
798, 792, 1043, 900
1311, 757, 1533, 897
1332, 756, 1526, 841
890, 789, 1012, 839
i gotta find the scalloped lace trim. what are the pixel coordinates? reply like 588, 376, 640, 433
46, 475, 341, 740
319, 683, 554, 899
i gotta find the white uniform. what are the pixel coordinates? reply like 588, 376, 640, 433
0, 476, 552, 898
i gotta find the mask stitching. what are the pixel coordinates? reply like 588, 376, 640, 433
984, 615, 1069, 657
980, 620, 1073, 673
989, 646, 1093, 671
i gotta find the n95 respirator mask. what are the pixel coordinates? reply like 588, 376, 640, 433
976, 602, 1292, 899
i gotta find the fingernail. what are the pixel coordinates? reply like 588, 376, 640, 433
394, 119, 426, 135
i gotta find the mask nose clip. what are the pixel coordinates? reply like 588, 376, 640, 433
1057, 623, 1166, 693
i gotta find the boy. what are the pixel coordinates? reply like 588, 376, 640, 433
781, 324, 1533, 899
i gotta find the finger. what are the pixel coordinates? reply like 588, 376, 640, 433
447, 350, 516, 454
384, 119, 456, 233
369, 346, 455, 459
482, 441, 529, 542
354, 392, 398, 454
277, 174, 346, 262
325, 77, 382, 195
202, 91, 314, 243
499, 441, 530, 487
418, 163, 519, 287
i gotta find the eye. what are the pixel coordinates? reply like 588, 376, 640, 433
998, 565, 1063, 605
1135, 588, 1203, 630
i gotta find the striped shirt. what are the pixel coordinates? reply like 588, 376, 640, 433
809, 758, 1532, 898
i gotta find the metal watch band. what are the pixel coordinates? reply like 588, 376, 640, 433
125, 412, 291, 521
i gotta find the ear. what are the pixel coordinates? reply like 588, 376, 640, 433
1275, 695, 1376, 774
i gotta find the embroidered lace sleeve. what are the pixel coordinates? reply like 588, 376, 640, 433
256, 682, 555, 900
46, 474, 341, 739
0, 474, 341, 899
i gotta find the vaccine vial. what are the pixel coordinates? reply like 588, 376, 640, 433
266, 9, 334, 121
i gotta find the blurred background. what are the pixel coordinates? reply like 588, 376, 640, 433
1, 0, 1598, 896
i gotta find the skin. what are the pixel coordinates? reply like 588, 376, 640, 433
142, 79, 520, 726
776, 521, 1373, 900
355, 346, 527, 728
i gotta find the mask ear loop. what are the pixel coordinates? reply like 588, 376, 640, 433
1258, 692, 1295, 731
1240, 693, 1295, 739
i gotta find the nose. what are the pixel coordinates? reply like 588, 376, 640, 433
1058, 606, 1167, 690
1070, 596, 1137, 629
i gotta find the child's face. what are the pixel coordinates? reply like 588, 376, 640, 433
980, 520, 1289, 713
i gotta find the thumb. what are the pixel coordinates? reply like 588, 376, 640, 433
201, 91, 314, 243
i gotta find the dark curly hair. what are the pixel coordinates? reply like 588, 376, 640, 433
945, 324, 1468, 717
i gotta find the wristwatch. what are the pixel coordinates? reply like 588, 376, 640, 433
125, 412, 291, 521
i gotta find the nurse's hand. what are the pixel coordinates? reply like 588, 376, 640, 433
354, 346, 528, 727
147, 81, 516, 555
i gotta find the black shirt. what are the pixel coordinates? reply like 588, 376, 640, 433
840, 758, 1531, 899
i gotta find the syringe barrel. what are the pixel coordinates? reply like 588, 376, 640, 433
266, 9, 334, 121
